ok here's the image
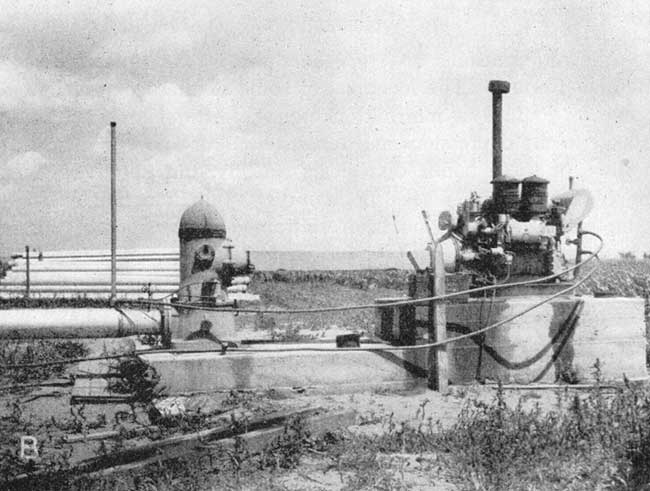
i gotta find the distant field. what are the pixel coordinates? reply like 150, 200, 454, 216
1, 259, 649, 310
253, 258, 650, 297
576, 258, 650, 296
241, 259, 650, 337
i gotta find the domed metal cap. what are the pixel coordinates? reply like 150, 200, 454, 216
178, 198, 227, 240
490, 174, 520, 184
522, 175, 549, 184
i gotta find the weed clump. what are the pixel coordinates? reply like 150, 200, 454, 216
260, 415, 311, 470
440, 381, 639, 489
0, 340, 88, 385
331, 375, 650, 490
108, 357, 161, 403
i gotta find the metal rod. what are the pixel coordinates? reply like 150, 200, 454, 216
575, 223, 583, 277
569, 176, 583, 276
0, 285, 173, 294
12, 268, 178, 273
1, 281, 178, 287
37, 252, 179, 259
421, 210, 436, 245
406, 251, 421, 271
110, 122, 117, 305
25, 245, 30, 299
53, 257, 178, 263
225, 244, 234, 261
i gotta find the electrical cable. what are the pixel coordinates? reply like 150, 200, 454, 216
1, 232, 602, 368
0, 353, 133, 370
139, 257, 599, 356
0, 263, 598, 369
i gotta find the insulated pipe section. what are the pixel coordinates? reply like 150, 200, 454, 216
0, 308, 162, 340
488, 80, 510, 180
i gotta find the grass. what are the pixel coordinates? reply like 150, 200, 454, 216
239, 280, 404, 338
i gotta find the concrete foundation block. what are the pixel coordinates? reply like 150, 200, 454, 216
446, 296, 647, 384
140, 345, 428, 395
139, 295, 647, 395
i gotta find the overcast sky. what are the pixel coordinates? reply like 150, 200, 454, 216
0, 1, 648, 257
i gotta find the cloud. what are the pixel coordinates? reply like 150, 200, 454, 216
96, 29, 196, 64
3, 151, 48, 178
0, 151, 49, 209
0, 1, 649, 255
0, 60, 95, 113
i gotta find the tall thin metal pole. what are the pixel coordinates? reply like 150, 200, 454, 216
110, 122, 117, 305
25, 246, 30, 299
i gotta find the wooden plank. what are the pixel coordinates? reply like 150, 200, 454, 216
487, 383, 620, 390
201, 409, 357, 454
391, 306, 400, 340
63, 407, 255, 443
74, 407, 322, 470
428, 245, 448, 392
398, 304, 416, 345
10, 407, 330, 486
69, 409, 356, 482
375, 297, 407, 343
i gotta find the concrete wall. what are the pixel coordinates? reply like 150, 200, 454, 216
446, 296, 647, 384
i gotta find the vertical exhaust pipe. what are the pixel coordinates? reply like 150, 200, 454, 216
110, 122, 117, 305
488, 80, 510, 179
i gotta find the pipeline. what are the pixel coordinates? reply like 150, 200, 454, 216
0, 308, 161, 340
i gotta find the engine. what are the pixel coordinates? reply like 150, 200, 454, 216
426, 79, 595, 288
437, 174, 574, 285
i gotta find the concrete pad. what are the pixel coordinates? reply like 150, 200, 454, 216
140, 345, 428, 395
